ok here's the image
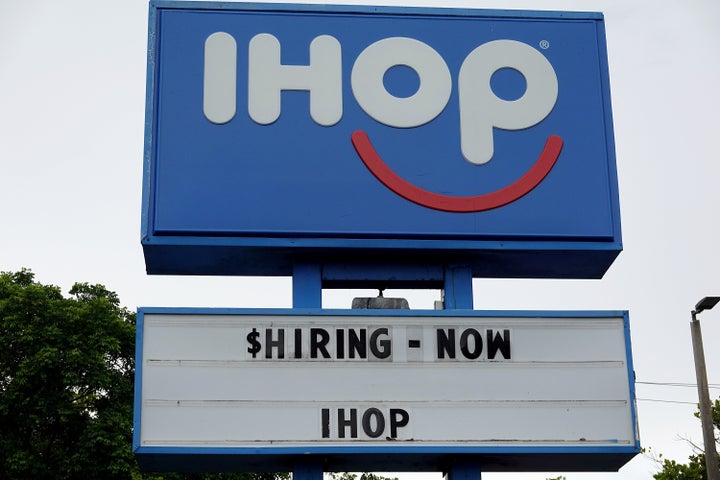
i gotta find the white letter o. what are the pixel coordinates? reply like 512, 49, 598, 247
351, 37, 451, 128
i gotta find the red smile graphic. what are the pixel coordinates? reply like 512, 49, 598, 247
351, 130, 563, 213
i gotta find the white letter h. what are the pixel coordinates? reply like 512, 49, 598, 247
248, 33, 342, 126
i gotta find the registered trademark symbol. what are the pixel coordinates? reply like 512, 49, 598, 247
539, 40, 550, 49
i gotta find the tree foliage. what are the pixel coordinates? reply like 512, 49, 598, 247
651, 398, 720, 480
329, 474, 398, 480
0, 269, 136, 478
0, 269, 286, 480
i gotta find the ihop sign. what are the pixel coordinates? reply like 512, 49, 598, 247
142, 2, 622, 278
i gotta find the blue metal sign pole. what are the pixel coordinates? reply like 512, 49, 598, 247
292, 263, 473, 310
292, 262, 323, 309
293, 458, 324, 480
446, 463, 483, 480
291, 261, 477, 480
443, 265, 474, 310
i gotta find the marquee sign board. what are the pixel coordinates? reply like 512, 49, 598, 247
141, 2, 622, 279
133, 308, 639, 472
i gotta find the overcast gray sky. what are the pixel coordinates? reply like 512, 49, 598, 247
2, 0, 720, 479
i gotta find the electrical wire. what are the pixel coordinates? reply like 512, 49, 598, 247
637, 381, 720, 389
635, 381, 720, 404
636, 398, 700, 405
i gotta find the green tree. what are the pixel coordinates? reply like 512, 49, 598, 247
0, 269, 286, 480
651, 398, 720, 480
0, 269, 137, 478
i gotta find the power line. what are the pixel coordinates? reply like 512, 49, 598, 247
637, 381, 720, 389
635, 383, 720, 405
636, 398, 700, 405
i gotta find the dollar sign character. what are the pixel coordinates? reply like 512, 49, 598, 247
247, 328, 261, 358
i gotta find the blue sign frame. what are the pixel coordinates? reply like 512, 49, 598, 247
142, 2, 622, 279
133, 308, 639, 472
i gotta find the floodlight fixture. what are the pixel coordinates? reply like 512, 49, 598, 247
694, 296, 720, 314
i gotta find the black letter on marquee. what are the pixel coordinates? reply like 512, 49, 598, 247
348, 328, 367, 359
265, 328, 285, 359
338, 408, 358, 438
311, 328, 331, 359
294, 328, 303, 359
321, 408, 330, 438
437, 328, 455, 359
336, 329, 345, 359
390, 408, 410, 438
487, 329, 511, 359
362, 408, 385, 438
370, 328, 391, 359
460, 328, 483, 360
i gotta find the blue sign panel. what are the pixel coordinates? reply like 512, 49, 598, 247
142, 1, 622, 278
